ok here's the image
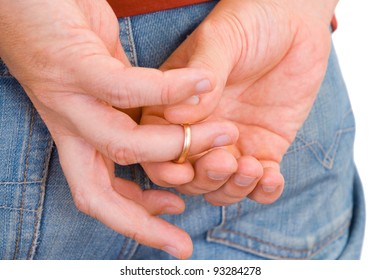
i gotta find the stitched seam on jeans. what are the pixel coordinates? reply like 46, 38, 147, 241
286, 127, 355, 169
0, 206, 37, 212
124, 18, 139, 67
286, 138, 326, 165
27, 138, 54, 259
220, 203, 242, 231
116, 237, 139, 260
220, 206, 227, 230
236, 203, 242, 221
117, 239, 129, 259
210, 218, 350, 258
323, 109, 355, 167
323, 127, 355, 168
343, 108, 353, 120
125, 241, 140, 260
286, 108, 355, 157
0, 181, 43, 185
13, 107, 35, 259
286, 138, 323, 155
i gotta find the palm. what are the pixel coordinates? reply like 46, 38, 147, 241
212, 23, 331, 167
147, 0, 333, 203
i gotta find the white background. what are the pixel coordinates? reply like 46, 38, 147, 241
333, 1, 380, 260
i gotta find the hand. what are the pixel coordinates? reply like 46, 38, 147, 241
142, 0, 337, 205
0, 0, 239, 258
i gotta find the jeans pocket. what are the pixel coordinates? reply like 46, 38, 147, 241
207, 114, 355, 259
207, 46, 357, 259
207, 202, 352, 260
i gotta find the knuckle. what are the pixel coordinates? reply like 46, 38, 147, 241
105, 139, 141, 165
107, 142, 128, 165
113, 146, 129, 165
108, 84, 133, 108
98, 67, 135, 108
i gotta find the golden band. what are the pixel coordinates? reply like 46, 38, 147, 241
173, 124, 191, 164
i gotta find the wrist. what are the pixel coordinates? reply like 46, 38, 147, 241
282, 0, 339, 25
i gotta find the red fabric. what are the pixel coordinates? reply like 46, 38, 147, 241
107, 0, 212, 18
107, 1, 338, 32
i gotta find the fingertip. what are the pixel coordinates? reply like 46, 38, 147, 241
200, 148, 238, 170
161, 194, 186, 215
180, 235, 194, 260
163, 67, 216, 100
163, 101, 214, 124
142, 162, 195, 187
235, 156, 264, 183
177, 66, 217, 93
162, 68, 221, 124
195, 78, 213, 94
163, 233, 193, 259
248, 167, 284, 204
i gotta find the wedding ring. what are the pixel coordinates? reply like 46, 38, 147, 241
173, 124, 191, 164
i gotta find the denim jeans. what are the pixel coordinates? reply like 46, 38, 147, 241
0, 1, 365, 260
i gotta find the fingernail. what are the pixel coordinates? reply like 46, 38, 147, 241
262, 185, 277, 193
207, 171, 230, 181
234, 175, 256, 187
163, 246, 180, 259
183, 95, 200, 105
195, 79, 212, 94
212, 134, 232, 147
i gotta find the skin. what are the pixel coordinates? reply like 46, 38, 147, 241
142, 0, 338, 206
0, 0, 239, 259
0, 0, 339, 259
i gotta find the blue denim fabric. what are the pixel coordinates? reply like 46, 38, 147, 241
0, 1, 365, 259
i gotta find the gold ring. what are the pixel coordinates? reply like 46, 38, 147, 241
173, 124, 191, 164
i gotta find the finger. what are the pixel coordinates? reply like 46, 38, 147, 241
62, 97, 239, 165
141, 161, 195, 187
247, 161, 284, 204
175, 148, 237, 195
56, 136, 193, 259
204, 156, 263, 206
113, 177, 185, 215
159, 23, 233, 124
73, 53, 215, 108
